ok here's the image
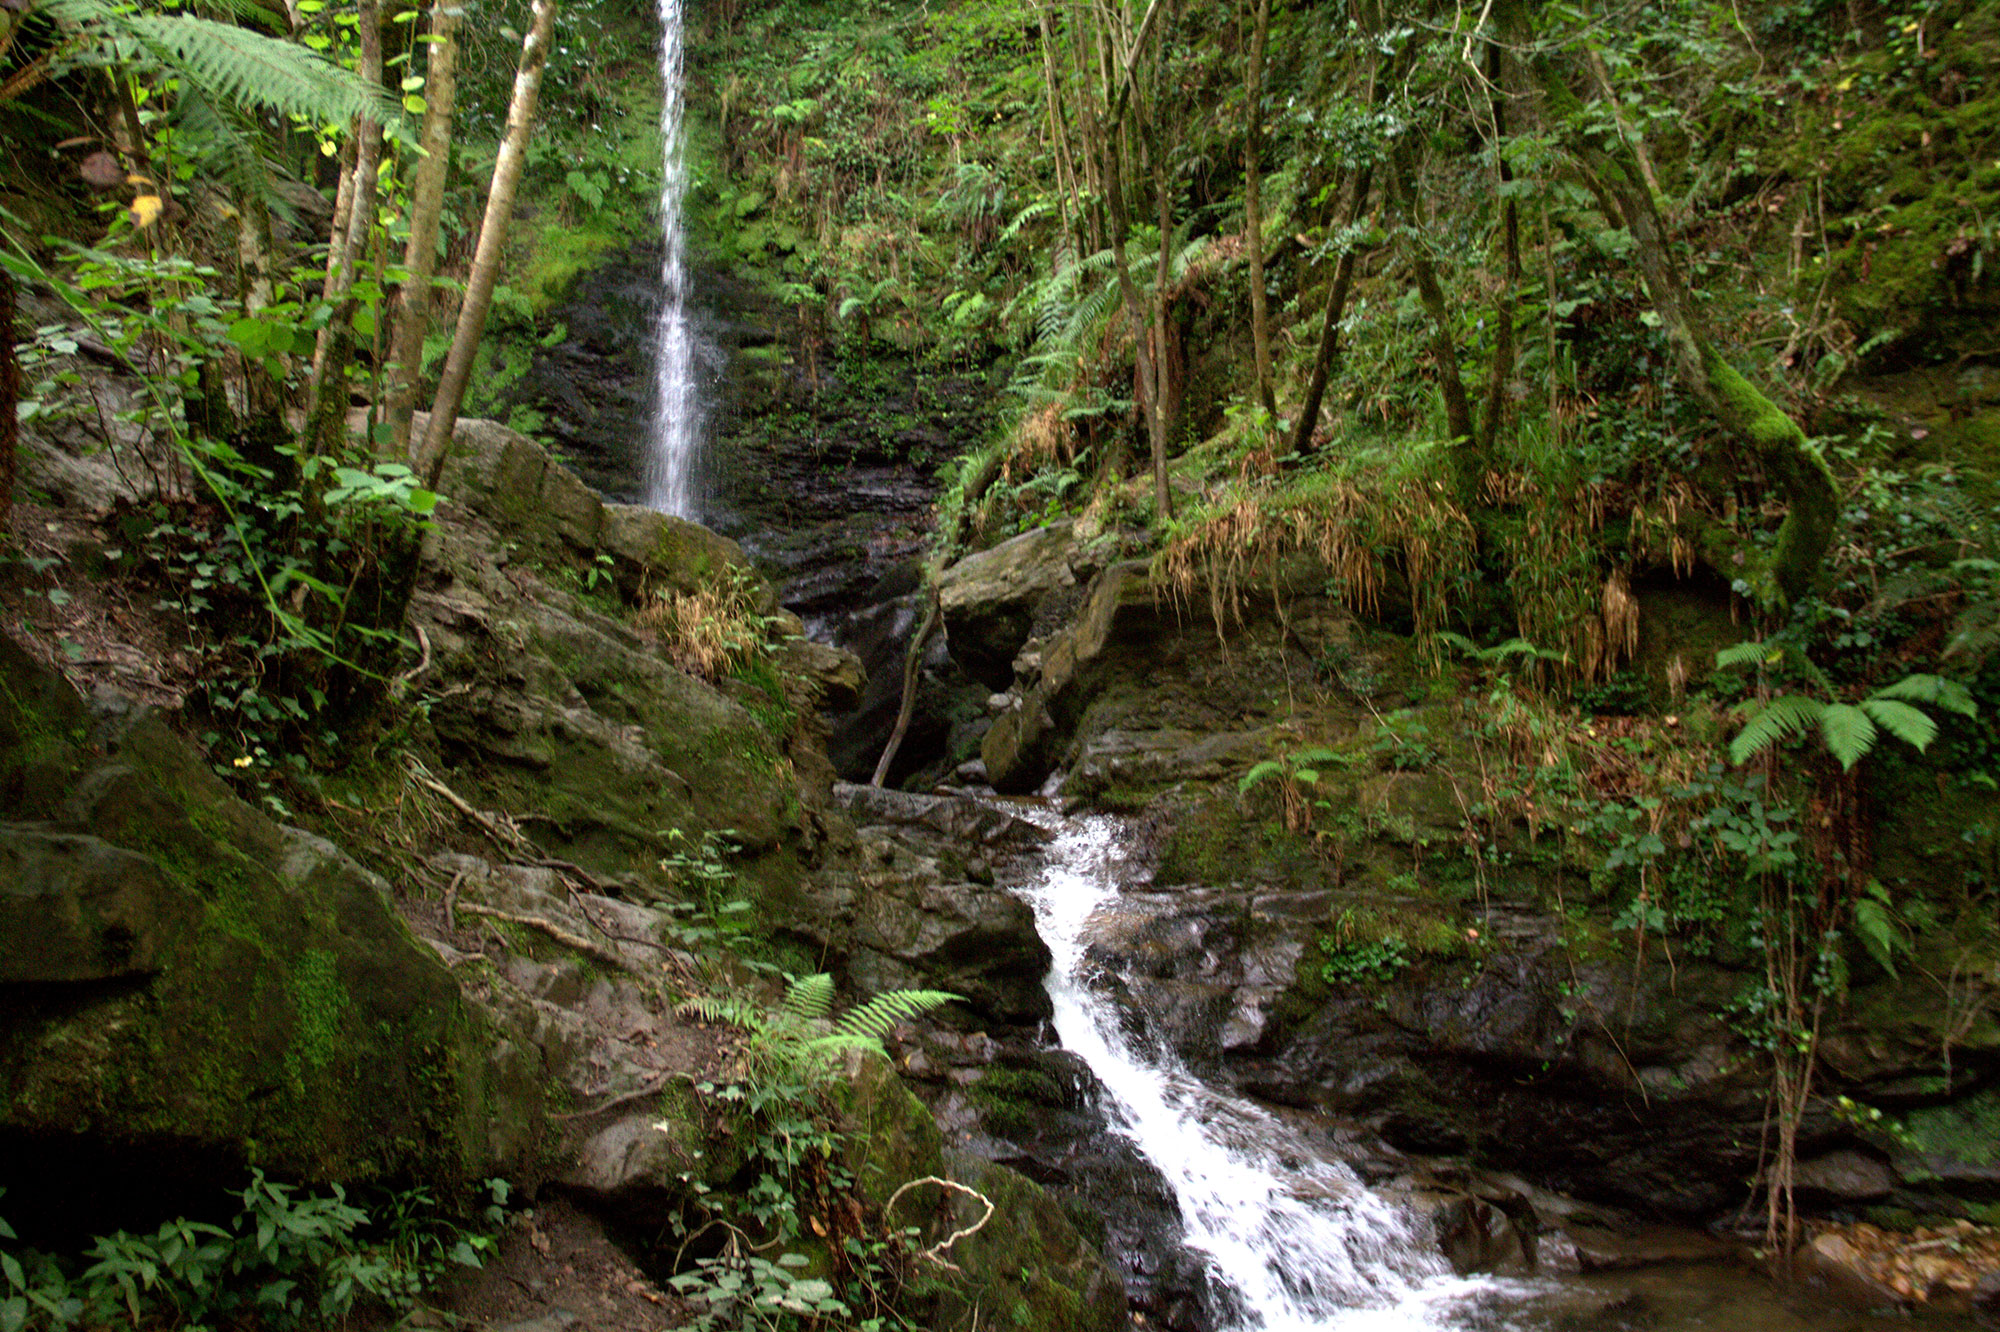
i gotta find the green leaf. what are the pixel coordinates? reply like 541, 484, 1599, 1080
1872, 673, 1976, 717
1817, 703, 1876, 771
1729, 694, 1821, 765
1239, 759, 1285, 795
1858, 698, 1937, 753
1851, 892, 1904, 979
1715, 639, 1778, 670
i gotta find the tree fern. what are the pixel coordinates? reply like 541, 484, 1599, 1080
37, 0, 405, 137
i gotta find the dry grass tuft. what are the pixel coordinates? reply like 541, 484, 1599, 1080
634, 570, 770, 682
1153, 455, 1478, 661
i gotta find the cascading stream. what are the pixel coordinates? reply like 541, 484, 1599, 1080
642, 0, 702, 518
1014, 812, 1503, 1332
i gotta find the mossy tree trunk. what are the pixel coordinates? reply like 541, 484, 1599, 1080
385, 0, 461, 463
1241, 0, 1275, 422
1499, 0, 1837, 608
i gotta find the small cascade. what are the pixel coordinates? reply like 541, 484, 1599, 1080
1015, 813, 1500, 1331
641, 0, 703, 519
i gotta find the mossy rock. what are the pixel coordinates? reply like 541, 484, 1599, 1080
0, 640, 541, 1227
831, 1056, 1125, 1332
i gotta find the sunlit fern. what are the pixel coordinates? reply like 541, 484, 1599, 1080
679, 974, 960, 1081
7, 0, 408, 214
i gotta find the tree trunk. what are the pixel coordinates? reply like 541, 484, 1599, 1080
0, 265, 17, 537
1391, 141, 1477, 475
384, 0, 461, 462
1288, 164, 1373, 457
1479, 40, 1520, 454
1241, 0, 1275, 420
305, 0, 383, 456
1498, 0, 1836, 606
417, 0, 559, 489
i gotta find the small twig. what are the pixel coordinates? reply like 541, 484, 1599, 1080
407, 758, 534, 856
552, 1070, 681, 1121
456, 902, 646, 976
390, 623, 432, 696
443, 866, 464, 933
883, 1176, 995, 1271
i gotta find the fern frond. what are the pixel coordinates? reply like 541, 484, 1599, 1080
1872, 673, 1977, 717
1858, 697, 1937, 753
1816, 703, 1877, 771
1239, 758, 1286, 795
833, 989, 960, 1043
798, 1031, 890, 1064
47, 3, 409, 138
780, 972, 835, 1025
1715, 640, 1778, 671
1852, 880, 1907, 979
998, 198, 1054, 246
1728, 694, 1822, 765
677, 993, 770, 1032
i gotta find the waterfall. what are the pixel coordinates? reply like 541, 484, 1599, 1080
1015, 813, 1502, 1331
641, 0, 703, 518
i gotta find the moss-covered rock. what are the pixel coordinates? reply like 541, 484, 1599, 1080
835, 1055, 1126, 1332
0, 638, 543, 1226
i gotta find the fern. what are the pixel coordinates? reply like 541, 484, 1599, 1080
1729, 674, 1977, 770
1871, 674, 1976, 717
1238, 758, 1287, 795
1728, 694, 1822, 766
831, 988, 962, 1044
779, 971, 835, 1025
1851, 881, 1909, 979
1815, 703, 1875, 770
680, 975, 960, 1083
40, 0, 406, 138
1857, 698, 1936, 753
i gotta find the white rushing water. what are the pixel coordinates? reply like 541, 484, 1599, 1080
641, 0, 703, 518
1016, 813, 1502, 1332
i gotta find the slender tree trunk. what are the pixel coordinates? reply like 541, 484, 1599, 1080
1391, 142, 1476, 466
305, 0, 384, 456
1289, 164, 1373, 456
0, 265, 17, 537
1241, 0, 1275, 420
385, 0, 461, 461
1480, 40, 1520, 454
418, 0, 559, 489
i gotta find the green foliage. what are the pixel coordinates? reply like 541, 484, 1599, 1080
1719, 640, 1977, 770
0, 1174, 507, 1332
1318, 909, 1410, 986
678, 974, 960, 1082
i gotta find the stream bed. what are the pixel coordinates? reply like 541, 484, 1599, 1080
1003, 808, 1991, 1332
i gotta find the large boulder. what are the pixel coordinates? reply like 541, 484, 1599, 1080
938, 520, 1089, 689
0, 637, 540, 1237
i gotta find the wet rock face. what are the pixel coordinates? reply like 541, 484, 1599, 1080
510, 247, 1007, 787
818, 785, 1055, 1024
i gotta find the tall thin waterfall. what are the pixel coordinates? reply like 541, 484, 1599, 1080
642, 0, 702, 518
1017, 814, 1500, 1331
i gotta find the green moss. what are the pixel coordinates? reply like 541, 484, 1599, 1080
969, 1064, 1066, 1141
289, 949, 349, 1079
1902, 1088, 2000, 1168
